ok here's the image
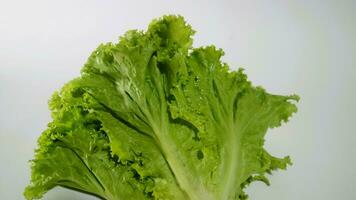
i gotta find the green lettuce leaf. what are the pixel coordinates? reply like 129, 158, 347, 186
24, 15, 298, 200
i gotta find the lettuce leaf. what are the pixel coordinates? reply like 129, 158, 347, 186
24, 15, 298, 200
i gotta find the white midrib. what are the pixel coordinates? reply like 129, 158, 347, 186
219, 122, 241, 200
152, 124, 214, 200
220, 106, 265, 200
145, 111, 242, 200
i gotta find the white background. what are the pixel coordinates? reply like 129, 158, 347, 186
1, 0, 355, 199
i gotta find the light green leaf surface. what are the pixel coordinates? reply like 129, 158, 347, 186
25, 15, 298, 200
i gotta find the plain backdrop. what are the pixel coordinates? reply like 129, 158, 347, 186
1, 0, 355, 199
